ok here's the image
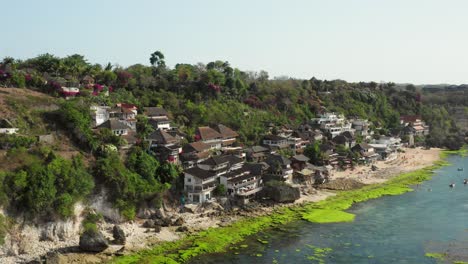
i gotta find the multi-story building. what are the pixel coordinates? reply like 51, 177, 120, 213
400, 115, 430, 136
180, 141, 212, 168
145, 107, 171, 130
264, 153, 294, 183
184, 155, 247, 203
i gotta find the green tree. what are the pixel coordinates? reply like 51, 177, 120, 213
150, 51, 165, 67
213, 184, 226, 196
304, 141, 323, 165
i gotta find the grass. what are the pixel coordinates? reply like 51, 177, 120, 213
111, 150, 455, 264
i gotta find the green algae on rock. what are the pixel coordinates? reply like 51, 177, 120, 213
425, 252, 446, 261
302, 209, 355, 223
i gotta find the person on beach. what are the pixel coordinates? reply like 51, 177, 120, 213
180, 194, 186, 212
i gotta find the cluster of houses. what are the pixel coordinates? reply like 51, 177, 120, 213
87, 105, 431, 205
55, 75, 111, 98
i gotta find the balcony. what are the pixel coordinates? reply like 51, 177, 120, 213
188, 182, 217, 193
231, 178, 258, 189
237, 187, 263, 196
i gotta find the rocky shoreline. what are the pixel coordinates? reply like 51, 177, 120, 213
0, 148, 441, 264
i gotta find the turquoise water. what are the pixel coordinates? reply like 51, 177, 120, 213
191, 155, 468, 263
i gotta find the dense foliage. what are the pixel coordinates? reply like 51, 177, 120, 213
0, 147, 94, 219
1, 52, 464, 148
93, 147, 172, 220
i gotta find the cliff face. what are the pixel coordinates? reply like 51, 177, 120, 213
261, 183, 300, 203
0, 203, 84, 262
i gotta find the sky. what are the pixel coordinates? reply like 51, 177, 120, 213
2, 0, 468, 84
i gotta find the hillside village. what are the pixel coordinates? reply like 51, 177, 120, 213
0, 92, 431, 207
65, 102, 431, 205
0, 53, 460, 262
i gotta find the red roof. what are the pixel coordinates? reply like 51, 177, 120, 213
117, 103, 138, 110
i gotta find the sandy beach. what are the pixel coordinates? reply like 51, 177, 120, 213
331, 147, 441, 184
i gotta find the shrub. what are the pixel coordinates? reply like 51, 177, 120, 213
0, 134, 36, 149
213, 184, 226, 196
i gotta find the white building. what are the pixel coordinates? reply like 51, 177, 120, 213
311, 112, 345, 125
145, 107, 171, 130
90, 105, 110, 127
184, 155, 245, 203
184, 167, 218, 203
0, 119, 19, 134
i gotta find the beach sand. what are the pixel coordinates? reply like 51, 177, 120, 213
331, 147, 441, 184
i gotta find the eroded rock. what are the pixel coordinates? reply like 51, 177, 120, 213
79, 230, 109, 252
112, 225, 125, 245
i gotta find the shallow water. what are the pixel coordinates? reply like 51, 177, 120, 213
191, 155, 468, 263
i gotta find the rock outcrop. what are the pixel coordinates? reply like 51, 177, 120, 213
261, 182, 300, 203
319, 178, 365, 190
173, 217, 184, 226
79, 230, 109, 252
175, 226, 189, 232
112, 225, 126, 245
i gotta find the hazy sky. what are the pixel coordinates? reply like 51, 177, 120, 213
2, 0, 468, 84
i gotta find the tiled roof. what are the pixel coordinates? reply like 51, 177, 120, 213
98, 120, 130, 130
292, 154, 309, 162
265, 153, 291, 166
145, 107, 168, 117
118, 103, 137, 110
123, 132, 138, 144
263, 134, 288, 141
249, 145, 269, 153
148, 129, 178, 144
199, 155, 244, 167
185, 167, 217, 180
184, 141, 211, 153
244, 163, 268, 175
216, 124, 239, 139
197, 126, 222, 140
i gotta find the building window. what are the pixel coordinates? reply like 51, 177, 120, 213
187, 178, 191, 183
205, 193, 210, 200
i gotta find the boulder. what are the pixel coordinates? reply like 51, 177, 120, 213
112, 225, 126, 245
153, 207, 166, 219
175, 226, 189, 232
142, 220, 155, 228
173, 217, 184, 226
202, 201, 224, 212
183, 204, 198, 214
218, 197, 232, 211
79, 230, 109, 252
261, 182, 300, 203
153, 218, 164, 226
161, 217, 172, 227
137, 208, 154, 219
154, 225, 161, 233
